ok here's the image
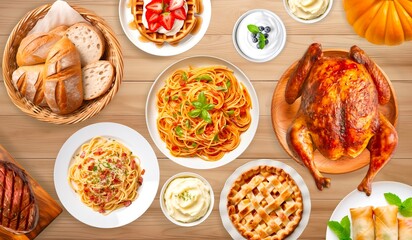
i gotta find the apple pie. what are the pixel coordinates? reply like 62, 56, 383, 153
227, 165, 303, 239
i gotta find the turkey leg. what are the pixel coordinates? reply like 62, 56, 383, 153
358, 113, 398, 195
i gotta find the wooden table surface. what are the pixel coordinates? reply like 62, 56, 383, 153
1, 0, 412, 239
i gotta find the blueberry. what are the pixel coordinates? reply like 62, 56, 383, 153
251, 33, 257, 38
264, 33, 269, 38
252, 37, 258, 43
256, 43, 261, 49
265, 39, 269, 45
265, 26, 271, 33
258, 26, 265, 31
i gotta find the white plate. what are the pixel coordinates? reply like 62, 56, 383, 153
326, 181, 412, 239
232, 9, 286, 63
145, 56, 259, 169
219, 159, 311, 239
54, 122, 159, 228
118, 0, 211, 56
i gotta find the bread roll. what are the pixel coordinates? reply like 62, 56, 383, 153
16, 33, 61, 66
82, 60, 114, 100
65, 23, 105, 66
44, 37, 83, 115
12, 64, 47, 106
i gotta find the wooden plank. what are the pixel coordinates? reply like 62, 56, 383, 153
0, 145, 62, 240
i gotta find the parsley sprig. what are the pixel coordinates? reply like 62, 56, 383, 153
385, 192, 412, 217
188, 92, 214, 123
327, 215, 352, 240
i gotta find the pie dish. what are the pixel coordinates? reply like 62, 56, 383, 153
131, 0, 199, 45
227, 165, 303, 239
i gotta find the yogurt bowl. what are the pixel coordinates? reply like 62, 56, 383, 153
160, 172, 214, 227
283, 0, 334, 23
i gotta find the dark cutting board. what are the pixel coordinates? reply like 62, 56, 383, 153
0, 144, 62, 239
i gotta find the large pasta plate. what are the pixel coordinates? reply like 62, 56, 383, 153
146, 56, 259, 169
54, 122, 159, 228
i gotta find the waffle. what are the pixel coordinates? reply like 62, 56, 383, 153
227, 165, 303, 240
131, 0, 199, 45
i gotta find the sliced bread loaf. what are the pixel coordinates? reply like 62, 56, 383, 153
82, 60, 114, 100
65, 23, 105, 66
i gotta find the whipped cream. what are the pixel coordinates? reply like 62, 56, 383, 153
142, 0, 188, 36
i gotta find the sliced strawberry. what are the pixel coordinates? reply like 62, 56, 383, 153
146, 10, 160, 23
159, 12, 175, 31
171, 7, 186, 20
148, 21, 161, 32
169, 0, 184, 11
163, 0, 171, 4
145, 0, 163, 13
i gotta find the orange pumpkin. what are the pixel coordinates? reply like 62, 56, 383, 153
343, 0, 412, 45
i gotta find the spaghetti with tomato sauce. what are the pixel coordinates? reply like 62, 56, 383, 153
156, 65, 252, 161
68, 137, 144, 214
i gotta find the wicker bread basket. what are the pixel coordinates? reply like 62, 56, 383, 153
2, 4, 123, 124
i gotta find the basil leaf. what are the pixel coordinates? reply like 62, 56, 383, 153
198, 91, 207, 105
191, 142, 197, 147
188, 109, 202, 118
227, 110, 234, 116
196, 74, 212, 82
164, 96, 169, 101
258, 32, 266, 49
196, 127, 204, 135
385, 192, 402, 207
400, 198, 412, 217
172, 95, 179, 100
340, 216, 351, 237
175, 126, 183, 137
185, 120, 191, 129
216, 86, 227, 92
204, 104, 215, 111
213, 134, 219, 142
327, 221, 347, 240
182, 72, 188, 81
226, 80, 231, 88
192, 101, 203, 109
247, 24, 259, 34
201, 109, 212, 123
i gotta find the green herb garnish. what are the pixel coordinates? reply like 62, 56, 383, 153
175, 125, 183, 137
385, 192, 412, 217
327, 215, 352, 240
172, 95, 179, 100
247, 24, 268, 50
247, 24, 260, 34
227, 110, 234, 116
195, 74, 213, 82
177, 191, 193, 201
182, 72, 188, 81
188, 92, 214, 123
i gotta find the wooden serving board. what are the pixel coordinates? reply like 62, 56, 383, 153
271, 50, 399, 174
0, 145, 62, 240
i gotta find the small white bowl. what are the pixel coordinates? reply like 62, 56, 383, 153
283, 0, 333, 24
160, 172, 214, 227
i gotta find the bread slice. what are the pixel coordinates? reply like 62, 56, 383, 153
82, 60, 114, 100
65, 23, 105, 66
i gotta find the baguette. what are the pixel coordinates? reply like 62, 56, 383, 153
44, 37, 83, 115
49, 25, 69, 37
82, 60, 114, 100
66, 23, 105, 66
16, 33, 62, 66
12, 64, 47, 106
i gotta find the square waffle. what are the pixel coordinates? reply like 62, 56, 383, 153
227, 165, 303, 240
131, 0, 199, 45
